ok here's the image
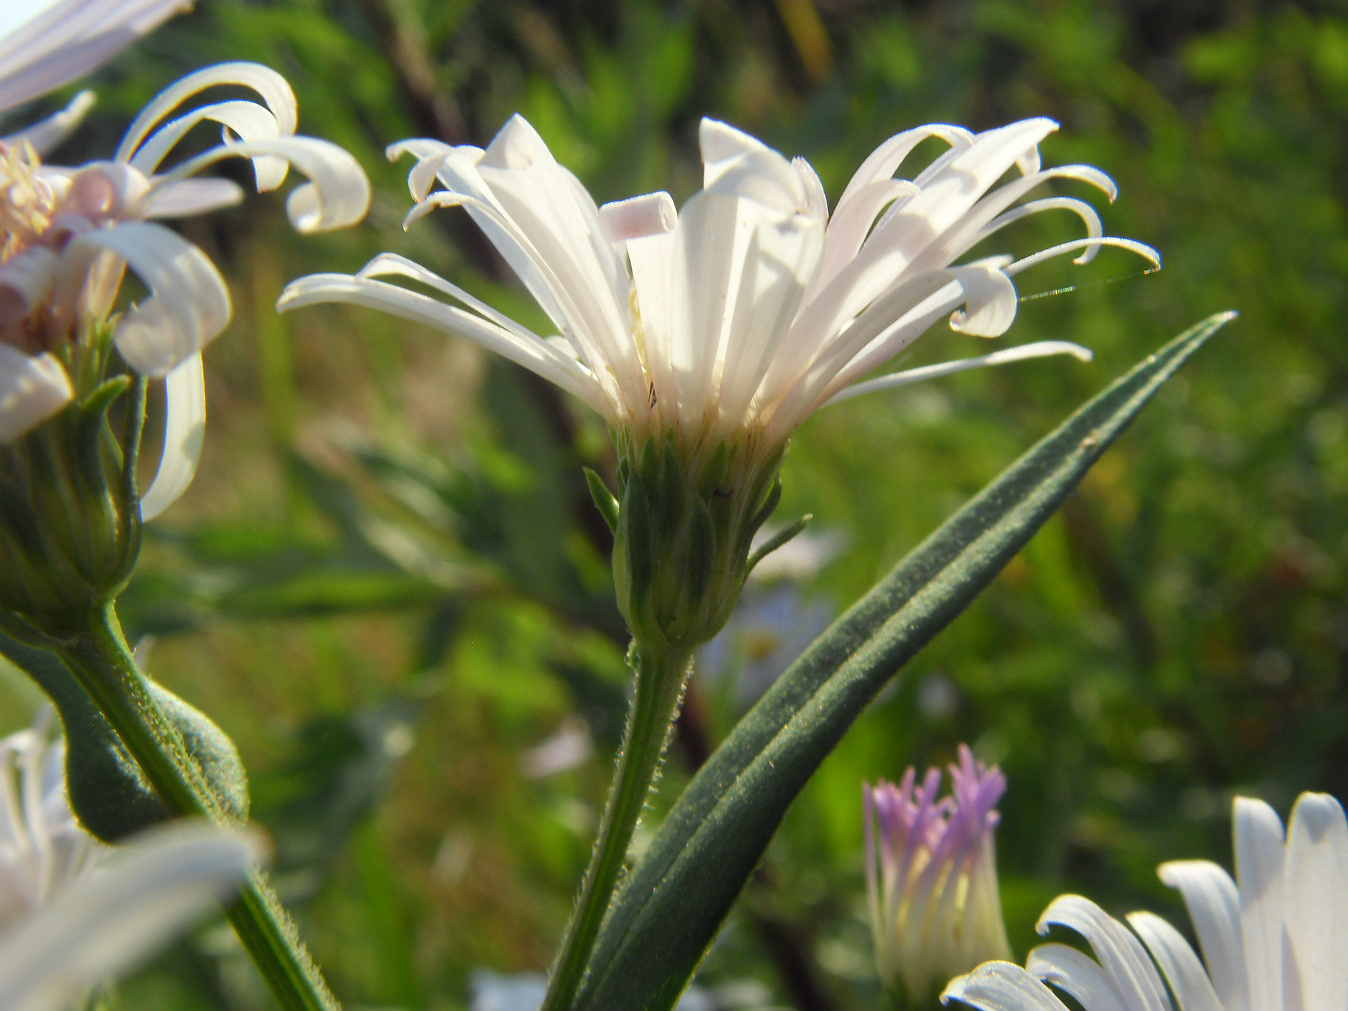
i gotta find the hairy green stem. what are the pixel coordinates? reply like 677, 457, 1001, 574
56, 602, 340, 1011
541, 644, 690, 1011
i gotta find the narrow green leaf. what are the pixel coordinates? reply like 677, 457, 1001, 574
584, 467, 620, 535
576, 313, 1233, 1011
744, 513, 812, 577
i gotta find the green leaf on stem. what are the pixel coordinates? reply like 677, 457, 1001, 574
574, 312, 1234, 1011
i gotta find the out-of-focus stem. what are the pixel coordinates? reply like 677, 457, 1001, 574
57, 602, 341, 1011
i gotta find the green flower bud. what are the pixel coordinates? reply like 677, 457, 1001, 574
0, 325, 143, 632
607, 428, 784, 655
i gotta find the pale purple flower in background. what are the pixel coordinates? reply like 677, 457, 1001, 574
468, 970, 712, 1011
280, 114, 1157, 463
697, 584, 834, 709
866, 745, 1012, 1000
942, 791, 1348, 1011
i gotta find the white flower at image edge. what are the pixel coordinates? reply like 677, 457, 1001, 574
942, 792, 1348, 1011
280, 113, 1157, 458
0, 713, 255, 1011
0, 39, 370, 518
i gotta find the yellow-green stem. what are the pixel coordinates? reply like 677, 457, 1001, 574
541, 644, 690, 1011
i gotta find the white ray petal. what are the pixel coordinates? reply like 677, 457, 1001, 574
699, 118, 805, 212
1128, 912, 1225, 1011
1, 90, 95, 155
277, 274, 610, 415
140, 351, 205, 521
1026, 943, 1130, 1011
150, 135, 370, 233
1234, 798, 1286, 1011
1281, 793, 1348, 1011
115, 62, 297, 164
60, 221, 231, 376
140, 178, 245, 219
0, 248, 59, 327
1037, 895, 1173, 1011
599, 192, 677, 243
0, 0, 190, 114
947, 263, 1018, 336
824, 341, 1092, 406
942, 962, 1070, 1011
975, 196, 1105, 264
1006, 236, 1161, 276
835, 123, 973, 212
357, 252, 543, 349
128, 99, 285, 182
0, 821, 253, 1011
1158, 860, 1248, 1011
0, 347, 72, 443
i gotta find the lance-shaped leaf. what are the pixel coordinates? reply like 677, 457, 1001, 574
575, 313, 1233, 1011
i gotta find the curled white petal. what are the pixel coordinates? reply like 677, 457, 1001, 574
277, 271, 609, 415
599, 192, 677, 243
825, 341, 1092, 406
115, 61, 297, 165
0, 347, 72, 443
943, 962, 1070, 1011
59, 221, 231, 376
152, 135, 371, 233
139, 351, 205, 521
0, 0, 191, 114
1156, 860, 1247, 1011
0, 821, 255, 1011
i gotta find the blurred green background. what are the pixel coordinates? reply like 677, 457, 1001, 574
5, 1, 1347, 1008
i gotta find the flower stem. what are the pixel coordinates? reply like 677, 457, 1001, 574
541, 644, 690, 1011
56, 601, 340, 1011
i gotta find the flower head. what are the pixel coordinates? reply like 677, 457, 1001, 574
942, 791, 1348, 1011
280, 114, 1154, 651
0, 54, 368, 625
866, 745, 1012, 1001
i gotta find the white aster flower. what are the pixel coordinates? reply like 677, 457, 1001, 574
280, 114, 1155, 450
866, 744, 1012, 1001
279, 114, 1155, 650
941, 791, 1348, 1011
0, 55, 369, 517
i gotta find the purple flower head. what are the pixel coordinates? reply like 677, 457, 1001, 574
865, 745, 1011, 1001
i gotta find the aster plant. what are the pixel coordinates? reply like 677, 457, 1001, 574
281, 107, 1231, 1011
